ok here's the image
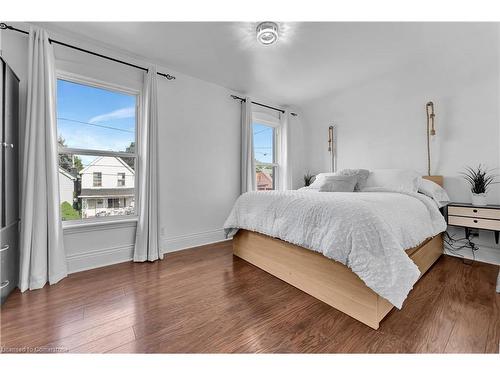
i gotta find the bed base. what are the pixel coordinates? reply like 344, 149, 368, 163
233, 230, 443, 329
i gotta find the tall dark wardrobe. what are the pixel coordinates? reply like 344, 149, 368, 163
0, 56, 20, 304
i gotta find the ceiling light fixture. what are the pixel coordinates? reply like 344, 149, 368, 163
256, 22, 279, 45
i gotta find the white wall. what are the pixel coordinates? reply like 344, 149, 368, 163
59, 172, 75, 205
156, 69, 240, 251
300, 24, 500, 204
58, 171, 74, 205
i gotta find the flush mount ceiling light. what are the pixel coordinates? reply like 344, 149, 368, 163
256, 22, 279, 45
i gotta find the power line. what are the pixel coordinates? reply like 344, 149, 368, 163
57, 117, 135, 133
253, 128, 272, 136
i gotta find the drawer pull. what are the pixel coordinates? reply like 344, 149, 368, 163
0, 245, 9, 253
473, 220, 478, 223
473, 209, 478, 213
0, 280, 9, 289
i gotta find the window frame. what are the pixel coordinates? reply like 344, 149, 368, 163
93, 172, 102, 187
117, 172, 126, 187
56, 70, 141, 226
252, 111, 281, 191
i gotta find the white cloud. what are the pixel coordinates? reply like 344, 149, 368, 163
88, 106, 135, 123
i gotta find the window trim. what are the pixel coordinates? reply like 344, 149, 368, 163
253, 111, 280, 128
56, 70, 141, 226
117, 172, 126, 187
93, 172, 102, 187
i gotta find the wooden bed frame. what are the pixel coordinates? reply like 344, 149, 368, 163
233, 176, 444, 329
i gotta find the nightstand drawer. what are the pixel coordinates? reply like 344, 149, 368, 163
448, 206, 500, 220
448, 215, 500, 231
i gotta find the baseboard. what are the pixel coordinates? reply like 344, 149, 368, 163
67, 244, 134, 273
444, 245, 500, 265
67, 228, 230, 273
160, 228, 229, 255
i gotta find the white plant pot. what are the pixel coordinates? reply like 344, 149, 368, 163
471, 193, 487, 206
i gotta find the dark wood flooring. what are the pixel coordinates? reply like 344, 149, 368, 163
1, 240, 498, 353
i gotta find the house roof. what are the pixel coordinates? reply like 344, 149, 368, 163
79, 156, 135, 175
79, 188, 135, 198
257, 171, 273, 186
59, 167, 76, 181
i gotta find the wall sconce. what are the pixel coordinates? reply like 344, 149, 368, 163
426, 102, 436, 176
328, 125, 336, 172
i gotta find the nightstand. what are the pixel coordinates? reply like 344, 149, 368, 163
446, 202, 500, 244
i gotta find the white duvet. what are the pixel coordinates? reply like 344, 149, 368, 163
224, 189, 447, 308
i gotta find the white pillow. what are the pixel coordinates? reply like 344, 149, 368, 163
309, 169, 369, 190
418, 179, 450, 208
318, 175, 358, 192
308, 172, 336, 189
335, 169, 370, 191
362, 169, 421, 193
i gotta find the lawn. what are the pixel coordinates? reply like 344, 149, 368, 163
61, 201, 81, 221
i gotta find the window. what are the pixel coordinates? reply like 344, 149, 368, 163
57, 77, 138, 221
117, 172, 126, 187
93, 172, 102, 187
107, 198, 123, 209
253, 121, 279, 190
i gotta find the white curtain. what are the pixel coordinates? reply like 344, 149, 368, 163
134, 66, 161, 262
279, 110, 292, 190
241, 97, 255, 193
19, 27, 67, 292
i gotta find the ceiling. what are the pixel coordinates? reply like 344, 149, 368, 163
37, 22, 497, 106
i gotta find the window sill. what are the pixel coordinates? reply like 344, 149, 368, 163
62, 216, 138, 233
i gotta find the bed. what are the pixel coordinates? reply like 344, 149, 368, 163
225, 175, 446, 329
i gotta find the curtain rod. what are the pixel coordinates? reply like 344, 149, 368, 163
0, 23, 176, 80
230, 95, 298, 117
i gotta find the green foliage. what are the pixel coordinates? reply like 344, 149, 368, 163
461, 165, 498, 194
58, 136, 83, 173
73, 157, 83, 172
58, 136, 73, 172
303, 171, 315, 187
256, 165, 273, 175
60, 201, 80, 221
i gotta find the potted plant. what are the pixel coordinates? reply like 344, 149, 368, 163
303, 172, 315, 187
461, 165, 498, 206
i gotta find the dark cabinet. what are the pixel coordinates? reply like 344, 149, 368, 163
1, 57, 20, 304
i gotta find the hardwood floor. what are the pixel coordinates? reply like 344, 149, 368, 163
1, 240, 498, 353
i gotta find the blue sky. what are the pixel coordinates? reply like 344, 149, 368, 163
57, 79, 136, 154
253, 123, 274, 164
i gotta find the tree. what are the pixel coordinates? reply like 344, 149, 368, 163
73, 157, 83, 172
58, 136, 73, 172
58, 136, 83, 174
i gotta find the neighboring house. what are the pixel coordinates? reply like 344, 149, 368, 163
256, 171, 273, 190
59, 167, 76, 205
79, 156, 135, 218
